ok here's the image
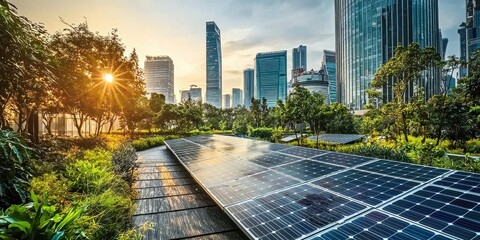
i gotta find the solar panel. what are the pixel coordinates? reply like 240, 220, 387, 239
278, 146, 327, 158
310, 210, 451, 240
358, 160, 450, 182
226, 184, 368, 240
273, 160, 345, 181
383, 184, 480, 239
311, 170, 420, 206
307, 134, 365, 144
165, 135, 480, 240
208, 170, 300, 206
245, 152, 302, 168
311, 152, 375, 167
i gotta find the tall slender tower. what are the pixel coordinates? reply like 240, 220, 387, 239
335, 0, 441, 109
243, 68, 254, 108
206, 21, 222, 108
292, 45, 307, 70
459, 0, 480, 78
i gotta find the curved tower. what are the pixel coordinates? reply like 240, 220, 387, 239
335, 0, 441, 109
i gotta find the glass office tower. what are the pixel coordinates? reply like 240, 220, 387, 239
144, 56, 175, 103
206, 21, 222, 108
322, 50, 337, 103
254, 51, 287, 108
459, 0, 480, 78
292, 45, 307, 70
243, 68, 254, 108
335, 0, 441, 109
232, 88, 243, 107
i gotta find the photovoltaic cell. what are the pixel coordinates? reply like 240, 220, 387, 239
246, 152, 303, 168
307, 134, 364, 145
279, 146, 327, 158
226, 184, 367, 240
273, 160, 344, 181
310, 211, 450, 240
208, 170, 300, 206
310, 152, 375, 167
358, 160, 449, 182
383, 185, 480, 240
312, 170, 420, 206
433, 171, 480, 194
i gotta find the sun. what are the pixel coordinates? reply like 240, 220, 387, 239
103, 73, 114, 83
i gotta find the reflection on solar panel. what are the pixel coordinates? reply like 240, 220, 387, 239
358, 160, 449, 182
307, 134, 364, 144
312, 170, 419, 206
165, 135, 480, 240
311, 211, 451, 240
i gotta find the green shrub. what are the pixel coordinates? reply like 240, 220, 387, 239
132, 136, 165, 151
31, 173, 69, 209
412, 143, 446, 166
0, 130, 33, 209
249, 128, 274, 140
79, 190, 133, 239
271, 130, 283, 143
111, 143, 138, 185
465, 139, 480, 154
118, 222, 154, 240
0, 191, 86, 240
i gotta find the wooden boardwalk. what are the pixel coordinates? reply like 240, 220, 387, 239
133, 146, 246, 240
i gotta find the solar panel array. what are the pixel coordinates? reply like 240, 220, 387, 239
307, 134, 365, 144
165, 135, 479, 240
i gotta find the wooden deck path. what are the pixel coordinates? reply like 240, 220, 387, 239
132, 146, 246, 240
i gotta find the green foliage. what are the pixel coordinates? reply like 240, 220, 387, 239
249, 128, 274, 140
118, 222, 154, 240
132, 136, 165, 151
30, 174, 69, 210
77, 190, 133, 239
111, 143, 138, 184
0, 130, 32, 209
410, 143, 446, 166
465, 139, 480, 154
0, 191, 86, 240
337, 144, 411, 163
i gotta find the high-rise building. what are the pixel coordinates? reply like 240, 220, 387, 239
232, 88, 243, 107
292, 45, 307, 70
322, 50, 337, 103
222, 94, 231, 109
144, 56, 175, 103
243, 68, 254, 108
459, 0, 480, 77
206, 21, 222, 108
335, 0, 442, 109
291, 69, 330, 103
180, 85, 202, 102
255, 51, 287, 108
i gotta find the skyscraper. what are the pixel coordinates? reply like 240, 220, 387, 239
292, 45, 307, 70
222, 94, 231, 109
322, 50, 337, 103
459, 0, 480, 77
206, 21, 222, 108
232, 88, 243, 107
255, 51, 287, 108
243, 68, 254, 108
335, 0, 441, 109
144, 56, 175, 103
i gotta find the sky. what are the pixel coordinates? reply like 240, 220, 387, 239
11, 0, 464, 102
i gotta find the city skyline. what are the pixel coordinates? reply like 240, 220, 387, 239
11, 0, 464, 103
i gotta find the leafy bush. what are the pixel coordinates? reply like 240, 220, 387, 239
249, 128, 274, 140
132, 136, 165, 151
271, 130, 283, 143
111, 143, 138, 185
465, 139, 480, 154
0, 191, 86, 240
30, 173, 69, 209
0, 130, 32, 209
338, 144, 412, 162
78, 190, 133, 239
411, 143, 446, 166
118, 222, 154, 240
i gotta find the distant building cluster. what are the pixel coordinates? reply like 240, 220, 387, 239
180, 85, 202, 102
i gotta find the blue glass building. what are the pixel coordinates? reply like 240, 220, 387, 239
255, 51, 287, 108
335, 0, 441, 109
459, 0, 480, 77
232, 88, 243, 107
243, 68, 254, 108
292, 45, 307, 70
206, 21, 222, 108
322, 50, 337, 103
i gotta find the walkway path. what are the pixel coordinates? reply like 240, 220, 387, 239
132, 146, 245, 240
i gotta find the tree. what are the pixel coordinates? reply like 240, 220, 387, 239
462, 49, 480, 104
283, 85, 311, 145
305, 92, 327, 148
371, 43, 440, 142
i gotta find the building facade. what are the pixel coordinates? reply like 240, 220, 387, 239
291, 69, 330, 103
255, 51, 287, 108
206, 21, 222, 108
232, 88, 243, 107
459, 0, 480, 77
180, 86, 202, 102
222, 94, 231, 109
322, 50, 337, 103
335, 0, 441, 109
144, 56, 175, 103
243, 68, 254, 108
292, 45, 307, 70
